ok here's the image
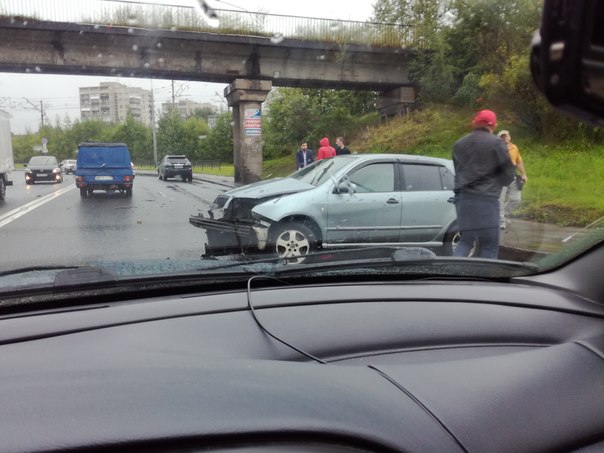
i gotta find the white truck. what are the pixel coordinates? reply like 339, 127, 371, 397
0, 110, 14, 200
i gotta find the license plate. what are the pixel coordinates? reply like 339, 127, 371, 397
95, 176, 113, 181
174, 164, 183, 168
37, 173, 47, 177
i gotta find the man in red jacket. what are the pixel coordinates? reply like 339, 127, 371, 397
316, 137, 336, 161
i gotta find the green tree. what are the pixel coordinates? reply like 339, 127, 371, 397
263, 88, 378, 159
111, 112, 153, 162
182, 116, 211, 160
156, 109, 185, 156
200, 112, 233, 162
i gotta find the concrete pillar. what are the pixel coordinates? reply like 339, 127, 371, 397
224, 79, 272, 185
376, 86, 416, 119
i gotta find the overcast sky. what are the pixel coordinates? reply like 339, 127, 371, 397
0, 0, 376, 134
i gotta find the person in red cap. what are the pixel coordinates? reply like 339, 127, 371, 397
451, 109, 516, 258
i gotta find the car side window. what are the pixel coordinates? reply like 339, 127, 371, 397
401, 164, 449, 191
348, 163, 395, 193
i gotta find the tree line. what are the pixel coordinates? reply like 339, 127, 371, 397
12, 109, 234, 165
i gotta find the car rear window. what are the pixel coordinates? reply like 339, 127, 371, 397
78, 147, 131, 168
167, 157, 189, 163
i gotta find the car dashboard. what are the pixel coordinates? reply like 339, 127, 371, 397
2, 252, 604, 452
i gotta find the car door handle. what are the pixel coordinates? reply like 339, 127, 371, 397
447, 197, 455, 203
387, 198, 400, 204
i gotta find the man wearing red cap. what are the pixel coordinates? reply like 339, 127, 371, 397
452, 110, 516, 258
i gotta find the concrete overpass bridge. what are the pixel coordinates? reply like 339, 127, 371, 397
0, 1, 419, 183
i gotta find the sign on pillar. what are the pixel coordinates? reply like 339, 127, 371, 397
244, 109, 262, 136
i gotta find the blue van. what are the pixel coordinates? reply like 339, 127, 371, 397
75, 142, 134, 198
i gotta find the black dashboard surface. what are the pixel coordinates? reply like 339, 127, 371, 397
1, 280, 604, 452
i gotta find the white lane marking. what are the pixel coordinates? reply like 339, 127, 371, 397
157, 191, 167, 197
0, 185, 76, 228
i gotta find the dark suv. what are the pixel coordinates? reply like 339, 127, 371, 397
158, 155, 193, 182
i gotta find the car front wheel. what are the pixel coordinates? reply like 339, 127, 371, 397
270, 222, 317, 264
442, 222, 478, 257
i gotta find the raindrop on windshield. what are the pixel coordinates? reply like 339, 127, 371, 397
273, 71, 280, 78
271, 33, 285, 44
318, 55, 326, 60
170, 26, 177, 32
144, 62, 151, 68
158, 58, 165, 64
329, 21, 340, 31
132, 44, 139, 51
22, 20, 28, 26
127, 16, 137, 26
194, 0, 220, 28
25, 68, 31, 73
34, 66, 41, 73
156, 42, 162, 48
93, 24, 100, 29
97, 53, 103, 59
128, 28, 134, 34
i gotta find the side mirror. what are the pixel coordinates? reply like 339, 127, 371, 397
334, 180, 356, 194
531, 0, 604, 126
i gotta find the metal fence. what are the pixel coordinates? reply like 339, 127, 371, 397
0, 0, 417, 48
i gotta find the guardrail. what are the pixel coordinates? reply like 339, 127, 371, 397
134, 160, 223, 170
0, 0, 417, 48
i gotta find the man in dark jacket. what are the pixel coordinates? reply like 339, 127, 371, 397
335, 137, 351, 155
452, 110, 515, 259
295, 142, 314, 170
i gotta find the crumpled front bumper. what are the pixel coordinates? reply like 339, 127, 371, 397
189, 213, 269, 257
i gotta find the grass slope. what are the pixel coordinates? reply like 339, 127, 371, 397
263, 105, 604, 227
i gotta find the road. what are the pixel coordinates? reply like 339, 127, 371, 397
1, 170, 591, 272
0, 171, 230, 271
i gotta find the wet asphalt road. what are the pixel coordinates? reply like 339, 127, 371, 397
0, 171, 228, 271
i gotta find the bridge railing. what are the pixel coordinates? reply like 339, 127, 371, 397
0, 0, 417, 48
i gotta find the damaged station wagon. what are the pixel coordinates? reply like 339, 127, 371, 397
190, 154, 459, 261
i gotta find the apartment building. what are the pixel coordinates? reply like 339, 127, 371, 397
161, 99, 217, 120
79, 82, 152, 126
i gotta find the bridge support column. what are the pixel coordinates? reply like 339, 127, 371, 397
376, 86, 416, 119
224, 79, 272, 185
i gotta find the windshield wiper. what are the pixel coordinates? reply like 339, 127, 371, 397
310, 161, 334, 186
0, 265, 80, 278
270, 247, 540, 279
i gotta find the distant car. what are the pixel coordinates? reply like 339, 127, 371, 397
25, 155, 62, 184
191, 154, 459, 260
158, 155, 193, 182
59, 159, 77, 174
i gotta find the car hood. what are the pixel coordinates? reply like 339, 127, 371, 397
223, 177, 315, 200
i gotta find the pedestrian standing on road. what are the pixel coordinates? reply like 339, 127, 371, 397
497, 130, 528, 229
335, 137, 351, 155
296, 142, 314, 170
452, 110, 516, 259
316, 137, 336, 161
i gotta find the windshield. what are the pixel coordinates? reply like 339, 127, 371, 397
290, 157, 352, 186
0, 0, 602, 295
28, 156, 58, 166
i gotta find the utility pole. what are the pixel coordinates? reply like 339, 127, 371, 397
151, 81, 158, 166
171, 80, 175, 105
23, 98, 46, 128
